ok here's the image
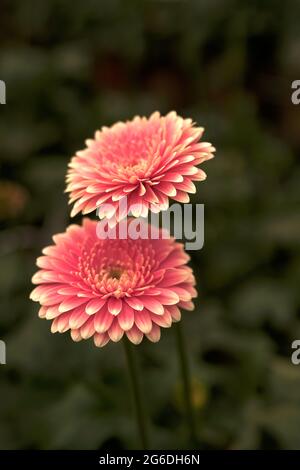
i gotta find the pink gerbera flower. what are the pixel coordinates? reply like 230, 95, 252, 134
30, 219, 197, 347
66, 111, 215, 223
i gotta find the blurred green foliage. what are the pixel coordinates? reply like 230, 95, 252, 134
0, 0, 300, 450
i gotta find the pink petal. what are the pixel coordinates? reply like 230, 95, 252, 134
69, 307, 90, 329
30, 285, 58, 302
159, 268, 190, 287
70, 329, 82, 342
175, 178, 196, 194
151, 309, 172, 328
138, 296, 164, 315
118, 304, 134, 331
143, 287, 162, 296
94, 333, 110, 348
80, 317, 96, 339
58, 296, 87, 313
171, 190, 190, 203
38, 306, 47, 318
125, 297, 144, 311
108, 297, 122, 315
167, 305, 181, 322
178, 283, 197, 298
130, 201, 143, 218
156, 182, 177, 197
161, 172, 184, 183
108, 320, 124, 342
146, 324, 161, 343
45, 305, 61, 320
51, 312, 71, 333
126, 325, 143, 345
176, 164, 198, 176
192, 169, 207, 181
85, 298, 106, 315
94, 310, 114, 333
135, 309, 152, 334
160, 251, 190, 269
58, 287, 87, 296
156, 288, 180, 305
41, 292, 63, 306
139, 182, 146, 196
168, 286, 191, 302
178, 300, 195, 311
144, 185, 159, 204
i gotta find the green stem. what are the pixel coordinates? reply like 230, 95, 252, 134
174, 321, 198, 447
123, 337, 149, 449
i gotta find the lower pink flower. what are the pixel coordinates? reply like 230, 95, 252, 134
30, 219, 197, 347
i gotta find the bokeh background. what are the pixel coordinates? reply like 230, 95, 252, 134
0, 0, 300, 450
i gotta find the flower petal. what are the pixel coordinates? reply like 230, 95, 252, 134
94, 333, 110, 348
125, 297, 144, 311
108, 320, 124, 342
58, 296, 87, 313
69, 307, 90, 329
85, 298, 106, 315
118, 304, 134, 331
94, 310, 114, 333
126, 325, 143, 345
138, 296, 164, 315
108, 297, 122, 316
146, 324, 161, 343
135, 309, 152, 334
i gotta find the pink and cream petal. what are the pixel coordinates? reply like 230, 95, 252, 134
118, 304, 135, 331
146, 324, 161, 343
126, 325, 143, 345
135, 309, 152, 334
94, 333, 110, 348
108, 320, 124, 342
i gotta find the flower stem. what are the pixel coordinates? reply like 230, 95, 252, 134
123, 337, 149, 449
174, 321, 198, 447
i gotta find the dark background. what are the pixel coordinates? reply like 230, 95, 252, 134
0, 0, 300, 450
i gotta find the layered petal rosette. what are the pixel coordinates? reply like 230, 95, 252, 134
30, 219, 197, 347
66, 111, 215, 224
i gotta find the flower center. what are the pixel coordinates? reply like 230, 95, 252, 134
79, 237, 157, 296
107, 266, 123, 280
120, 158, 148, 181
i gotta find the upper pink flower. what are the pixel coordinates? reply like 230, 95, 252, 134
66, 111, 215, 223
30, 219, 197, 347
